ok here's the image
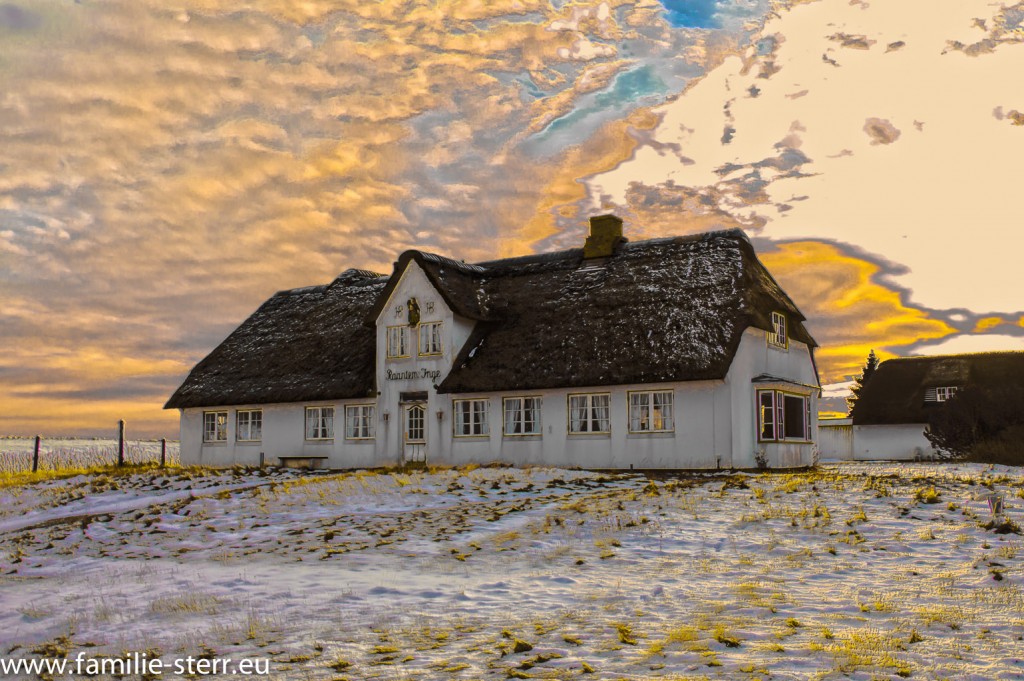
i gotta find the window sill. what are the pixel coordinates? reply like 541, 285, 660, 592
304, 439, 335, 443
568, 432, 611, 439
626, 431, 674, 438
202, 441, 228, 446
453, 434, 490, 440
344, 438, 375, 443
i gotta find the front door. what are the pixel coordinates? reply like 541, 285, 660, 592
403, 403, 426, 463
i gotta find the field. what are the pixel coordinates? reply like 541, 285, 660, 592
1, 462, 1022, 679
0, 438, 181, 475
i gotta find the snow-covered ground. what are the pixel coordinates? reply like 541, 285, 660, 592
1, 463, 1022, 679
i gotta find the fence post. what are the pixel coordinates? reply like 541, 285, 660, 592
117, 420, 125, 467
33, 435, 41, 473
160, 438, 167, 467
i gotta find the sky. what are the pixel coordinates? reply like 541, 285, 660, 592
1, 0, 1022, 437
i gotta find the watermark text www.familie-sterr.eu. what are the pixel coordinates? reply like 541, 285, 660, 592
0, 652, 270, 677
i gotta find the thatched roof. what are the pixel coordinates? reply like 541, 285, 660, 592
850, 352, 1024, 425
165, 269, 386, 409
167, 229, 816, 409
438, 230, 814, 393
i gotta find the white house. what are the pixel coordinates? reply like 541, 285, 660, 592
843, 352, 1024, 460
166, 216, 821, 469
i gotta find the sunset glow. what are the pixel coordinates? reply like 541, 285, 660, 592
1, 0, 1021, 436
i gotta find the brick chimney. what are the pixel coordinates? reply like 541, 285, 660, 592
583, 214, 625, 258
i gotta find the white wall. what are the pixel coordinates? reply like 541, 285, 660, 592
853, 424, 938, 461
442, 381, 728, 469
818, 419, 854, 460
725, 328, 819, 469
179, 267, 821, 470
180, 400, 380, 469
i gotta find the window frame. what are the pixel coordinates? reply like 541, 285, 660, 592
235, 409, 262, 442
502, 396, 543, 436
418, 321, 443, 357
344, 404, 376, 441
756, 389, 811, 443
453, 398, 490, 437
935, 386, 958, 402
305, 406, 335, 441
567, 392, 611, 435
627, 390, 675, 434
767, 311, 788, 349
404, 403, 426, 443
203, 411, 228, 443
386, 325, 410, 359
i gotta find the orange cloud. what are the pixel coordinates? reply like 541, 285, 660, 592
759, 241, 955, 383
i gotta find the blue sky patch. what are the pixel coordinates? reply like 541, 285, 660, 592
659, 0, 721, 29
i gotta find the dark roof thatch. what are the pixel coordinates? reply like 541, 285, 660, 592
439, 230, 814, 393
165, 269, 386, 409
167, 228, 816, 409
850, 352, 1024, 425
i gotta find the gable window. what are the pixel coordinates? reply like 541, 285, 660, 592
569, 393, 610, 433
305, 406, 334, 440
628, 390, 674, 433
925, 386, 959, 402
236, 410, 262, 442
767, 311, 788, 349
387, 326, 410, 358
454, 399, 489, 436
756, 390, 810, 442
504, 397, 541, 436
345, 405, 375, 440
203, 411, 228, 443
419, 321, 443, 356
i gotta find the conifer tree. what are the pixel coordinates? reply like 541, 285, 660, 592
846, 349, 879, 415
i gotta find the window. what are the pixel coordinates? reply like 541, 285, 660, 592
768, 311, 788, 349
756, 390, 810, 441
927, 386, 959, 402
758, 391, 775, 440
387, 326, 410, 358
454, 399, 489, 436
405, 404, 425, 442
628, 391, 674, 433
345, 405, 375, 440
419, 321, 443, 356
305, 406, 334, 440
503, 397, 542, 435
236, 410, 262, 442
569, 393, 610, 433
203, 411, 228, 442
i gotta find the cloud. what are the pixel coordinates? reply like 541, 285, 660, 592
2, 0, 764, 436
862, 117, 901, 145
756, 240, 955, 383
585, 0, 1024, 316
912, 333, 1024, 356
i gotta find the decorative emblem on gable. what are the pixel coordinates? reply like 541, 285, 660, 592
426, 301, 434, 314
407, 298, 420, 327
394, 305, 403, 319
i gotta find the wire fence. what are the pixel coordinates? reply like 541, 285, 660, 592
0, 438, 181, 474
